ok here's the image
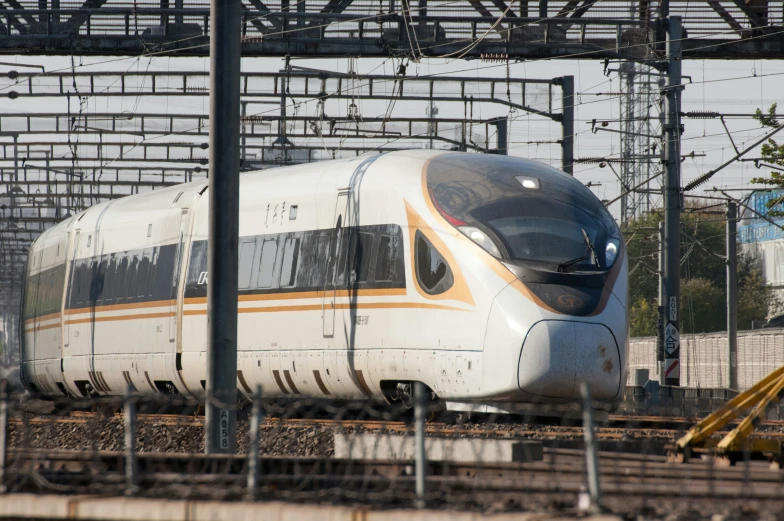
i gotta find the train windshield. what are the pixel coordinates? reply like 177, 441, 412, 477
471, 196, 608, 270
425, 153, 621, 272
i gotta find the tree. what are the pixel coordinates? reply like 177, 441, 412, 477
624, 204, 776, 336
750, 103, 784, 214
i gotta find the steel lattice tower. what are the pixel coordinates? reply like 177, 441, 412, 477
619, 62, 659, 225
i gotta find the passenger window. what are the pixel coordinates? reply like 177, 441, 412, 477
238, 241, 256, 290
137, 255, 150, 298
105, 257, 117, 303
375, 234, 399, 282
355, 232, 373, 283
73, 262, 83, 305
147, 250, 159, 298
83, 262, 92, 303
325, 222, 342, 288
257, 239, 278, 288
338, 230, 373, 286
86, 261, 98, 303
116, 257, 129, 301
154, 247, 174, 301
127, 256, 139, 302
297, 232, 329, 289
95, 260, 107, 304
280, 237, 300, 287
415, 231, 454, 295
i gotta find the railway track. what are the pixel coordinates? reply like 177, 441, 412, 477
11, 411, 784, 442
6, 445, 784, 502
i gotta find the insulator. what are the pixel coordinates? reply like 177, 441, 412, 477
684, 111, 720, 119
480, 53, 508, 63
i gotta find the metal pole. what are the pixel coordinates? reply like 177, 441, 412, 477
205, 0, 241, 454
561, 75, 574, 175
662, 16, 682, 386
414, 381, 427, 509
657, 220, 665, 381
247, 385, 262, 497
580, 382, 602, 511
241, 102, 247, 167
11, 135, 17, 215
0, 380, 7, 494
727, 200, 738, 390
124, 383, 137, 495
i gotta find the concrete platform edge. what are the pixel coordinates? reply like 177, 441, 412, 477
0, 493, 622, 521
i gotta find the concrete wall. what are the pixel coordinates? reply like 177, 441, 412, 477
629, 328, 784, 391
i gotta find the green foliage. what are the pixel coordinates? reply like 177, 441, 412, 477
629, 298, 658, 337
750, 104, 784, 217
624, 206, 776, 336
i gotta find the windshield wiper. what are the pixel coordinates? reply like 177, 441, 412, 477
556, 254, 588, 272
556, 229, 598, 273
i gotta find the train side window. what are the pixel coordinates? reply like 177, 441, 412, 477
154, 246, 176, 301
296, 232, 328, 289
238, 241, 256, 290
44, 271, 53, 315
105, 257, 117, 304
355, 232, 373, 283
257, 238, 278, 289
81, 262, 89, 304
39, 271, 49, 314
126, 255, 139, 302
137, 254, 151, 298
71, 263, 81, 306
325, 217, 343, 288
95, 259, 107, 305
335, 230, 352, 288
147, 249, 159, 298
280, 237, 300, 288
116, 256, 129, 302
86, 261, 98, 303
414, 231, 454, 295
375, 234, 399, 282
77, 261, 88, 305
337, 230, 373, 286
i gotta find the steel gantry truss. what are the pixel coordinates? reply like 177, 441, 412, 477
0, 1, 779, 59
0, 68, 573, 303
618, 60, 659, 224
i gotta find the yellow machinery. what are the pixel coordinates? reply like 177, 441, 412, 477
674, 366, 784, 465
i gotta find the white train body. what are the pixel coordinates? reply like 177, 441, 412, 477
20, 150, 628, 409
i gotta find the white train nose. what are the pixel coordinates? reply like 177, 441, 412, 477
518, 320, 621, 400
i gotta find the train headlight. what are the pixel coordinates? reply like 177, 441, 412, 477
605, 238, 620, 268
458, 226, 501, 258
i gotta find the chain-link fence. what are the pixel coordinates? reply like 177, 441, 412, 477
3, 383, 784, 518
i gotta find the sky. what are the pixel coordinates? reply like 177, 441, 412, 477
0, 53, 782, 222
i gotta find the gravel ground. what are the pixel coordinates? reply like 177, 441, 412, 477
8, 413, 688, 456
9, 416, 337, 456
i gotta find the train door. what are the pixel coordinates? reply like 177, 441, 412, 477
323, 190, 349, 337
63, 230, 80, 353
29, 246, 44, 364
170, 209, 189, 344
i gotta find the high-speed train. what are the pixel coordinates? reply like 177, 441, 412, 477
20, 150, 628, 411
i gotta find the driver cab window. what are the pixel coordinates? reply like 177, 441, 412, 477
415, 231, 454, 295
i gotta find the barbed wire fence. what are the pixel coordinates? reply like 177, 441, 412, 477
2, 381, 784, 517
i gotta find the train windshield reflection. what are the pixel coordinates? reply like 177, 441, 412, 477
472, 196, 609, 270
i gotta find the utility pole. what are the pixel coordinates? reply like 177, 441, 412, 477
662, 16, 682, 386
205, 0, 241, 454
561, 76, 574, 175
726, 200, 738, 390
